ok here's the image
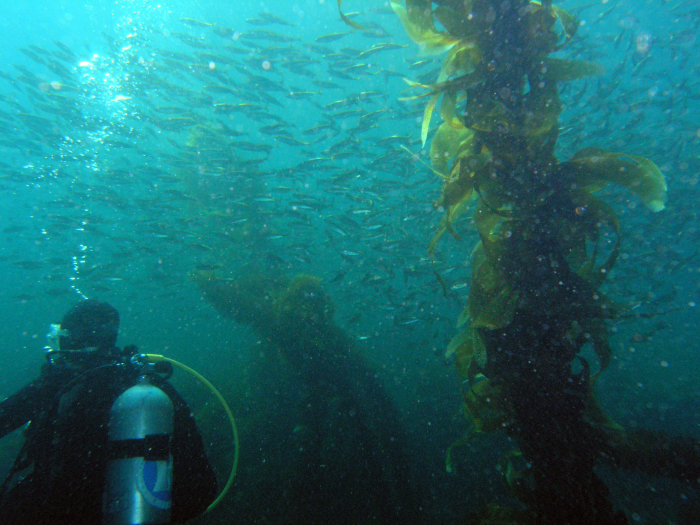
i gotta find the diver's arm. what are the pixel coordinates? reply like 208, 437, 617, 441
0, 363, 71, 440
0, 376, 48, 439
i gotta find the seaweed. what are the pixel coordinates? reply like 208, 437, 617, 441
193, 269, 421, 524
338, 0, 698, 522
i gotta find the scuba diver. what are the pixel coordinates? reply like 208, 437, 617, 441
0, 299, 218, 525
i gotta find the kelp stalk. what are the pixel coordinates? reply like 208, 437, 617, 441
360, 0, 691, 523
194, 270, 420, 524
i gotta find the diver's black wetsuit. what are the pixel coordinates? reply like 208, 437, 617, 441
0, 348, 218, 525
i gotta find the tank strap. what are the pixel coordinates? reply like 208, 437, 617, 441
106, 434, 170, 461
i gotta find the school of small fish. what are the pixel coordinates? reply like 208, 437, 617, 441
0, 1, 697, 343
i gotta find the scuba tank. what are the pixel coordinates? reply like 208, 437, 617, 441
102, 375, 174, 525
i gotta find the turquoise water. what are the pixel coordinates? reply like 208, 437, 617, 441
0, 0, 698, 522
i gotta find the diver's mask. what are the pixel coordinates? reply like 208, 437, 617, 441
45, 323, 69, 353
45, 323, 99, 366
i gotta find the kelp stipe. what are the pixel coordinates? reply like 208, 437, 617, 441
338, 0, 700, 523
193, 269, 421, 524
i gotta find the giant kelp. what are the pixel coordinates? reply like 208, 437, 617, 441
340, 0, 699, 523
194, 269, 420, 524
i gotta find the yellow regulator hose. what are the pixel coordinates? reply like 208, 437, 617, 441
144, 354, 240, 513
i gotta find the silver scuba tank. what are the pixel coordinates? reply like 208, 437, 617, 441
102, 375, 174, 525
